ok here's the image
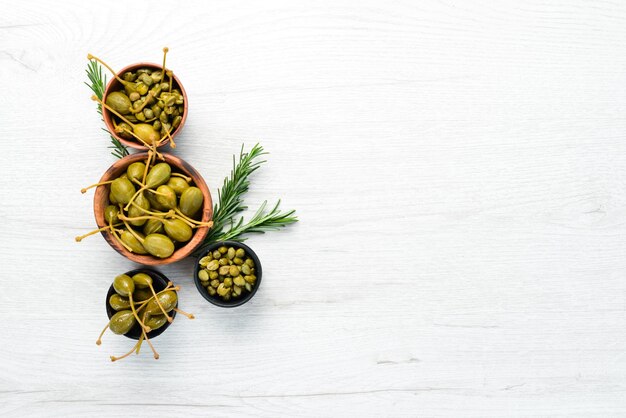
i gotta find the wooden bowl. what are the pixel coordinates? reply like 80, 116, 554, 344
102, 62, 188, 150
93, 153, 212, 265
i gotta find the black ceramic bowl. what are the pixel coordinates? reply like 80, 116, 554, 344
193, 241, 263, 307
106, 268, 177, 340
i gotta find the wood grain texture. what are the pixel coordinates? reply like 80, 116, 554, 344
1, 0, 626, 416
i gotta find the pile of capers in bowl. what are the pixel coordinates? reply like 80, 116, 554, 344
106, 66, 184, 144
77, 154, 212, 260
196, 243, 261, 305
99, 269, 195, 362
88, 48, 185, 148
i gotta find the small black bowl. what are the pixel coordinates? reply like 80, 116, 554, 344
194, 241, 263, 307
106, 268, 177, 340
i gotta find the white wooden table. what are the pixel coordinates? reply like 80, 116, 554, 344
2, 1, 626, 416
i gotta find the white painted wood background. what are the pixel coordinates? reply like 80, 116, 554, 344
1, 0, 626, 416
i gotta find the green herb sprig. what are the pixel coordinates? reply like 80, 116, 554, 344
85, 61, 129, 159
195, 144, 297, 254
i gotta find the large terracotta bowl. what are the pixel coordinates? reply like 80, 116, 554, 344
102, 62, 188, 150
93, 153, 212, 265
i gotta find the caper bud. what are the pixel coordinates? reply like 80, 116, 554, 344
235, 248, 245, 258
198, 270, 209, 281
135, 111, 146, 122
227, 265, 238, 277
207, 287, 216, 296
143, 218, 164, 235
104, 205, 119, 224
128, 203, 147, 226
179, 187, 203, 217
167, 177, 189, 195
145, 163, 171, 188
160, 82, 169, 91
159, 111, 168, 123
219, 258, 229, 266
144, 108, 154, 119
139, 73, 153, 86
129, 92, 140, 102
133, 123, 160, 145
115, 122, 133, 139
106, 91, 131, 115
136, 82, 149, 95
199, 256, 212, 267
233, 257, 244, 265
153, 120, 162, 131
113, 274, 135, 297
244, 275, 255, 284
233, 286, 242, 296
109, 294, 131, 311
126, 162, 146, 183
155, 185, 177, 209
163, 218, 192, 242
212, 250, 221, 259
143, 233, 175, 258
210, 279, 220, 288
241, 264, 251, 275
209, 271, 219, 280
123, 72, 136, 82
110, 177, 135, 205
245, 283, 252, 292
151, 71, 162, 82
223, 278, 233, 287
109, 310, 136, 335
227, 247, 235, 260
164, 95, 176, 107
245, 258, 255, 267
131, 273, 152, 289
217, 283, 230, 296
120, 230, 147, 254
145, 315, 167, 331
172, 115, 182, 129
207, 260, 219, 271
219, 265, 231, 275
233, 276, 245, 287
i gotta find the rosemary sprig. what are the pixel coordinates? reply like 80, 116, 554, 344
85, 60, 129, 159
218, 200, 298, 242
195, 144, 297, 254
201, 144, 267, 244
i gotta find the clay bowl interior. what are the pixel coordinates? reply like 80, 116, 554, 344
102, 62, 188, 150
193, 241, 263, 308
106, 268, 177, 340
93, 152, 213, 265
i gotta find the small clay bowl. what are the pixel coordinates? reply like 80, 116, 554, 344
93, 152, 213, 266
193, 241, 263, 308
102, 62, 188, 150
106, 268, 177, 340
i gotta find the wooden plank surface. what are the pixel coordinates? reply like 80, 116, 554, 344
1, 0, 626, 416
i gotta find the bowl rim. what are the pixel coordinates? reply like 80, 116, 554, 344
193, 241, 263, 308
102, 61, 188, 150
93, 152, 213, 266
105, 268, 177, 340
